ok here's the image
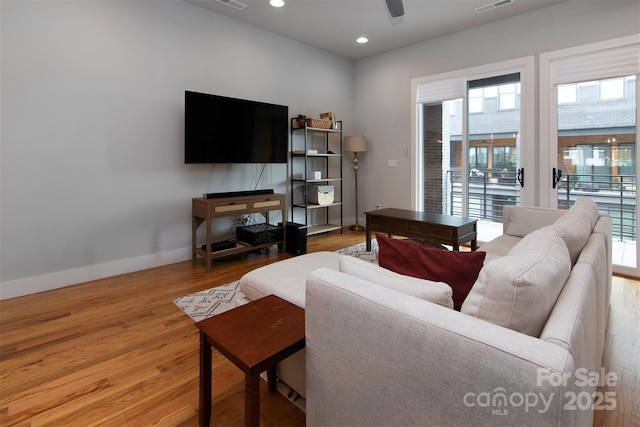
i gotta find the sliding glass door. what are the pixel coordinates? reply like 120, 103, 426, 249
412, 57, 534, 243
541, 36, 639, 276
464, 74, 522, 242
555, 76, 637, 270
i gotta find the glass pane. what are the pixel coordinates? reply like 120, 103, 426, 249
558, 84, 577, 104
421, 73, 523, 244
469, 88, 483, 113
499, 83, 517, 110
557, 75, 637, 268
484, 87, 497, 98
421, 100, 463, 215
600, 78, 624, 100
477, 147, 488, 168
469, 147, 477, 168
465, 75, 522, 242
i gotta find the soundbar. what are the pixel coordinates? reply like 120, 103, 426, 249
204, 189, 274, 199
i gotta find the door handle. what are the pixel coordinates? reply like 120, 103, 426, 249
552, 168, 563, 189
517, 168, 524, 188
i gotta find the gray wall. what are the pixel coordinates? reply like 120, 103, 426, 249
0, 1, 353, 298
353, 1, 639, 214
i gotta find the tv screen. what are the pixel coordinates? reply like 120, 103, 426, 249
185, 91, 288, 164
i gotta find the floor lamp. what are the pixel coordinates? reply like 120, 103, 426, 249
343, 136, 368, 231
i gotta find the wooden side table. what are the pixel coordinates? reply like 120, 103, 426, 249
195, 295, 305, 427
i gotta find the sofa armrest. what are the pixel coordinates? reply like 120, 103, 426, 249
503, 205, 565, 237
305, 268, 589, 427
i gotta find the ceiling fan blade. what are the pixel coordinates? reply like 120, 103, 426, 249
385, 0, 404, 17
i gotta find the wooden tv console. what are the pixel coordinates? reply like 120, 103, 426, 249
192, 193, 286, 272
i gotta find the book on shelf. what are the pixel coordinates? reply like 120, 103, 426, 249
293, 149, 319, 155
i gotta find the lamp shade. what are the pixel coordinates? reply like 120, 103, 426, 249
343, 136, 368, 153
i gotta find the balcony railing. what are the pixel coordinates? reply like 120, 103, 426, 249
445, 169, 636, 241
557, 173, 636, 241
447, 168, 520, 223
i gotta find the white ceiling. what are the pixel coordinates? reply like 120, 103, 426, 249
185, 0, 566, 60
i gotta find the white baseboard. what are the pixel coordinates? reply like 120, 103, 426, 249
0, 247, 192, 301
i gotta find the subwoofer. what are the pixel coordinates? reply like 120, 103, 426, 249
279, 222, 307, 256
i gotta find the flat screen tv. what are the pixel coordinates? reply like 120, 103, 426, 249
185, 91, 288, 164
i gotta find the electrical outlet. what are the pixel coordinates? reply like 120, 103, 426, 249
234, 216, 249, 227
376, 204, 381, 210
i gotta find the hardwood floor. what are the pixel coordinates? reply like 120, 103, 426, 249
594, 275, 640, 427
0, 230, 363, 426
0, 229, 638, 426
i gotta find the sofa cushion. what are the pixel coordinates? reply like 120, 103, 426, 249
504, 206, 565, 237
338, 255, 454, 309
461, 228, 571, 337
478, 234, 521, 259
376, 233, 485, 311
548, 197, 600, 265
239, 251, 340, 308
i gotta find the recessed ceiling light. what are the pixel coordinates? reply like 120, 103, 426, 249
270, 0, 285, 7
356, 36, 368, 44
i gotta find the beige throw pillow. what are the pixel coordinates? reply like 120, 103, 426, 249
461, 228, 571, 337
548, 197, 600, 265
338, 255, 454, 309
504, 206, 564, 238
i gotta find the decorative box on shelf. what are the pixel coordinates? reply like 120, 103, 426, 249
307, 170, 322, 180
306, 118, 333, 129
294, 113, 337, 130
308, 185, 335, 205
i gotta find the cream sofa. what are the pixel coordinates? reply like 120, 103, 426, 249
239, 198, 612, 426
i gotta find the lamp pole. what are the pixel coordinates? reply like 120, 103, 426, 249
343, 135, 368, 231
350, 152, 365, 231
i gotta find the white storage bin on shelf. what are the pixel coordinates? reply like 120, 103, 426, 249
309, 185, 334, 205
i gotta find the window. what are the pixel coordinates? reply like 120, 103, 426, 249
484, 87, 497, 98
412, 57, 534, 229
499, 83, 518, 110
492, 146, 517, 170
600, 78, 624, 100
469, 88, 483, 113
558, 84, 577, 104
469, 147, 488, 169
540, 35, 639, 274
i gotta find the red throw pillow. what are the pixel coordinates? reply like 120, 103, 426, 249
376, 233, 485, 311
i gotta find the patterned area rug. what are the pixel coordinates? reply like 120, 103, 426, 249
173, 280, 250, 322
172, 239, 379, 412
336, 239, 379, 263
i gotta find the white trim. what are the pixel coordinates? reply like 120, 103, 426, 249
0, 247, 192, 300
410, 100, 423, 210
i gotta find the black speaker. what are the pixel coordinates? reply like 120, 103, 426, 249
279, 222, 307, 256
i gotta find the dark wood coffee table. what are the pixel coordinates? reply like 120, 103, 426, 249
365, 208, 477, 252
195, 294, 305, 427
